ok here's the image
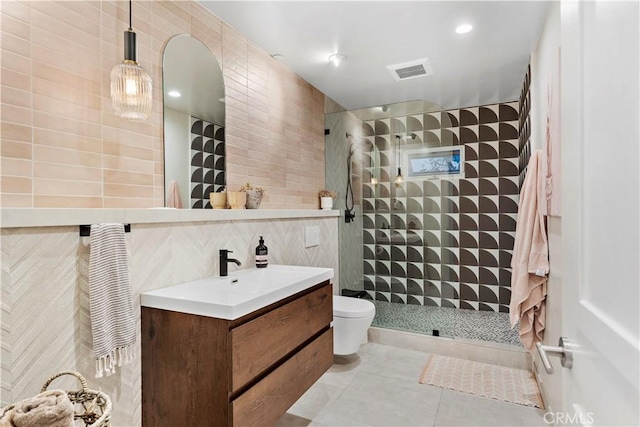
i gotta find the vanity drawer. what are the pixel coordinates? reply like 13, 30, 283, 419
232, 328, 333, 426
231, 282, 332, 392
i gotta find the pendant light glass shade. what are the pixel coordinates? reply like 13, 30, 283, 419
110, 3, 152, 120
394, 167, 404, 186
110, 58, 152, 120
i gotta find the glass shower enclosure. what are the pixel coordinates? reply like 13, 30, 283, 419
326, 100, 523, 347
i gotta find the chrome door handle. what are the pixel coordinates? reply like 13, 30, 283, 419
535, 337, 573, 374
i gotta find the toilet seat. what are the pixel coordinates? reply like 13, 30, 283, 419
333, 295, 375, 318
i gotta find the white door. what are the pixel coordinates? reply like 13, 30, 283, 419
561, 0, 639, 425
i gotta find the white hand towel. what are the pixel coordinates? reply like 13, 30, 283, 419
89, 223, 136, 378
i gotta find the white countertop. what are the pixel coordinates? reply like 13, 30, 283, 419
0, 208, 339, 229
140, 265, 334, 320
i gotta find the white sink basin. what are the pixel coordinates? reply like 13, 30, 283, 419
140, 265, 334, 320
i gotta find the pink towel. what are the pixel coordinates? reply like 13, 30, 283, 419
509, 150, 549, 350
167, 180, 182, 208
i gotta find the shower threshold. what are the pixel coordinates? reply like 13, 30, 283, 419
370, 300, 523, 347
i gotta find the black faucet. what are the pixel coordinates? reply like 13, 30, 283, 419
219, 249, 242, 277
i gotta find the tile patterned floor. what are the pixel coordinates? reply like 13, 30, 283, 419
275, 343, 545, 427
371, 301, 523, 347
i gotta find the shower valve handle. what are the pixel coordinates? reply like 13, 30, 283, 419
345, 209, 356, 223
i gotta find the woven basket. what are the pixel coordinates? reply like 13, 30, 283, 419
40, 371, 112, 427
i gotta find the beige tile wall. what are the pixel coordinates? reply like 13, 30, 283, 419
0, 0, 326, 209
0, 216, 339, 424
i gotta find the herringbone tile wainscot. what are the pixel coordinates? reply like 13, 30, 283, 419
1, 216, 338, 426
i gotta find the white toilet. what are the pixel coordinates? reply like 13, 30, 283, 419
332, 295, 376, 355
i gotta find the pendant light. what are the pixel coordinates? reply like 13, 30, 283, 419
110, 0, 152, 120
395, 135, 404, 187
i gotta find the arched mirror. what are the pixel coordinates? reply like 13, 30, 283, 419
163, 35, 225, 208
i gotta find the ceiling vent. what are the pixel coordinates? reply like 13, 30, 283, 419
387, 58, 433, 82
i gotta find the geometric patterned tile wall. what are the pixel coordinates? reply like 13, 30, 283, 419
361, 102, 520, 313
519, 64, 533, 188
0, 216, 338, 425
190, 117, 226, 208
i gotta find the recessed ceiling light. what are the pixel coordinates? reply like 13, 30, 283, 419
329, 53, 346, 67
168, 90, 181, 98
271, 54, 285, 61
456, 24, 473, 34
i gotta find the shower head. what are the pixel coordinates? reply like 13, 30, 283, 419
348, 143, 357, 158
346, 132, 356, 157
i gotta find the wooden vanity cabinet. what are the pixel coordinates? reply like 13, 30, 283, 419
142, 280, 333, 427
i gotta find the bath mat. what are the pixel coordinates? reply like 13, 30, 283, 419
418, 354, 543, 408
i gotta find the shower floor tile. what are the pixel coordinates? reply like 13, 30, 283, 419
275, 343, 545, 427
370, 300, 523, 346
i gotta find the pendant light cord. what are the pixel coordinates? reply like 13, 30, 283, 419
396, 135, 401, 171
128, 0, 132, 31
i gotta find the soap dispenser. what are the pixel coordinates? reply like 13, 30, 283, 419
255, 236, 268, 268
